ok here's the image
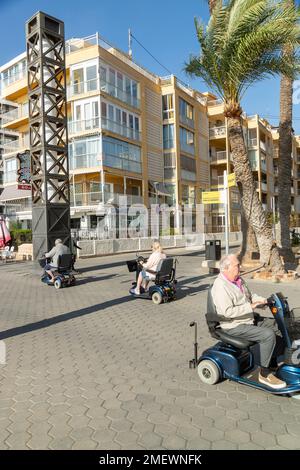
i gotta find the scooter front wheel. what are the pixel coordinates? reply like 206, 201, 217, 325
198, 360, 220, 385
152, 291, 163, 305
54, 278, 62, 289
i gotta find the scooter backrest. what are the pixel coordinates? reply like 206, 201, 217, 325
157, 258, 174, 277
58, 253, 73, 271
205, 286, 221, 339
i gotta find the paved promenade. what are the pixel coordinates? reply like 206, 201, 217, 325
0, 248, 300, 450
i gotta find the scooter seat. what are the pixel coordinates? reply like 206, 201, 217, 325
216, 329, 255, 349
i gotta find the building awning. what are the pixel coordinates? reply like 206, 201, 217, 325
151, 182, 172, 197
0, 185, 31, 202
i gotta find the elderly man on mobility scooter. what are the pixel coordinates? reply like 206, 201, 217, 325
211, 254, 286, 390
44, 238, 70, 283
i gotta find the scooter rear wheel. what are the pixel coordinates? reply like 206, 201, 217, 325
198, 360, 220, 385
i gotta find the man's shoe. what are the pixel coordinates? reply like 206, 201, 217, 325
258, 372, 287, 389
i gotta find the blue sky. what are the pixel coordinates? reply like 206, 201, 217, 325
0, 0, 299, 132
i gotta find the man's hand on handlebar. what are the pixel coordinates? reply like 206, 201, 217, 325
251, 299, 268, 310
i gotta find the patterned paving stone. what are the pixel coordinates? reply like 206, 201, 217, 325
2, 252, 300, 450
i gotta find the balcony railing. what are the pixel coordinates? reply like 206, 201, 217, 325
2, 135, 29, 155
261, 159, 267, 171
68, 117, 100, 134
211, 151, 227, 162
1, 103, 28, 125
102, 118, 141, 141
181, 169, 196, 181
68, 79, 141, 109
248, 138, 257, 147
2, 69, 26, 88
209, 126, 226, 138
261, 182, 268, 192
70, 153, 100, 170
260, 140, 267, 152
3, 170, 17, 184
100, 79, 140, 108
69, 191, 143, 207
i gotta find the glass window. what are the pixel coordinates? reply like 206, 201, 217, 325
73, 68, 84, 94
163, 124, 174, 149
162, 94, 174, 119
86, 65, 97, 91
103, 136, 141, 173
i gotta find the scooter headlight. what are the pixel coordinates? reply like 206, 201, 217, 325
271, 307, 278, 314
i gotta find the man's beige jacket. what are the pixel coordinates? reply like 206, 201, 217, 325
211, 274, 265, 330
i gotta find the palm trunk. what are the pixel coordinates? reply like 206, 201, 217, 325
278, 39, 295, 265
226, 115, 284, 273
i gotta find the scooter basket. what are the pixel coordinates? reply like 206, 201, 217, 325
38, 258, 47, 269
126, 260, 138, 272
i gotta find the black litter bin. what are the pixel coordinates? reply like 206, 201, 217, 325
205, 240, 221, 261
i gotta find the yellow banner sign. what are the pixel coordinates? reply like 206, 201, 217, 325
227, 172, 236, 187
202, 191, 224, 204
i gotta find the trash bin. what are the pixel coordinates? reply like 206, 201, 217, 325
205, 240, 221, 261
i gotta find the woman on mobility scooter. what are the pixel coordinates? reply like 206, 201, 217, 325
130, 240, 166, 296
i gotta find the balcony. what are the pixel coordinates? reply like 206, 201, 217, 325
70, 190, 143, 207
3, 170, 17, 184
209, 126, 226, 139
211, 151, 227, 163
260, 140, 267, 152
68, 118, 100, 135
2, 135, 29, 156
249, 157, 259, 171
68, 78, 141, 109
261, 182, 268, 192
260, 159, 267, 172
2, 69, 26, 88
102, 118, 141, 141
248, 138, 257, 147
1, 103, 28, 127
181, 169, 196, 181
68, 79, 99, 97
69, 153, 100, 171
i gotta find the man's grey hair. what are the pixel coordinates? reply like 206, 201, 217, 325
219, 254, 237, 272
55, 238, 62, 245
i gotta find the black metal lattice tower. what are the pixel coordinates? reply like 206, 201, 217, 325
26, 12, 70, 260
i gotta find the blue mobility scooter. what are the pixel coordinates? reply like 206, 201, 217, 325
127, 255, 177, 305
189, 289, 300, 394
40, 253, 76, 290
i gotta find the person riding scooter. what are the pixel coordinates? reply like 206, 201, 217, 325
211, 254, 286, 390
130, 240, 166, 296
44, 238, 70, 283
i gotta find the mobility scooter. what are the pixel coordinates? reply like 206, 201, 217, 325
127, 255, 177, 305
189, 289, 300, 394
40, 253, 76, 290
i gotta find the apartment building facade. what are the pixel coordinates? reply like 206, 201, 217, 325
0, 32, 299, 236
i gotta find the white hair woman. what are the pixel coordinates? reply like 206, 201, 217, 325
131, 240, 166, 295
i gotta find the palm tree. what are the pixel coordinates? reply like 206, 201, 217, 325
278, 0, 296, 266
186, 0, 299, 272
